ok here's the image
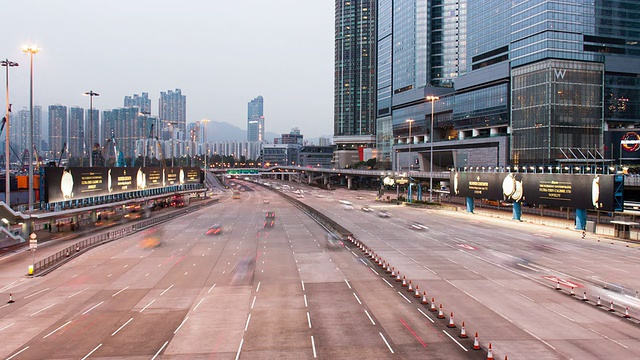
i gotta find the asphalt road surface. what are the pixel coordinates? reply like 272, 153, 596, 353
4, 178, 640, 359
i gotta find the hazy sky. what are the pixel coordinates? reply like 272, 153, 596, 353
1, 1, 335, 138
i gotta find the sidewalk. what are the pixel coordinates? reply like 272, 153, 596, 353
0, 222, 98, 258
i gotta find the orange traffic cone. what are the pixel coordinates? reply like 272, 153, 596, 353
448, 312, 456, 328
555, 282, 561, 290
582, 292, 588, 301
390, 267, 396, 277
414, 285, 421, 298
396, 272, 402, 282
459, 321, 468, 338
7, 293, 15, 303
437, 304, 445, 319
421, 291, 428, 304
76, 244, 80, 252
609, 300, 615, 312
429, 298, 437, 312
402, 276, 408, 287
624, 307, 631, 318
487, 343, 494, 360
570, 287, 575, 296
596, 296, 602, 306
472, 332, 481, 350
378, 258, 384, 266
386, 264, 392, 274
407, 280, 413, 291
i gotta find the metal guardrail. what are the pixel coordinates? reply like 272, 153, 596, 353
32, 198, 219, 276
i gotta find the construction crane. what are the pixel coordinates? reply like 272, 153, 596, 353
104, 130, 125, 167
57, 143, 66, 167
149, 123, 166, 167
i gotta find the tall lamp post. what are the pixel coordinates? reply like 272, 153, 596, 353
1, 59, 18, 208
405, 119, 414, 172
23, 45, 40, 212
426, 95, 439, 202
201, 118, 210, 170
84, 91, 99, 167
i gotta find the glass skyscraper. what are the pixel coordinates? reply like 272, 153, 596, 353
247, 96, 264, 142
334, 0, 377, 166
376, 0, 640, 170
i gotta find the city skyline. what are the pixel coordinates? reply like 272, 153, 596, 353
1, 1, 334, 139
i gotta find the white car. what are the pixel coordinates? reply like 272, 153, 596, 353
361, 206, 373, 212
377, 210, 391, 218
409, 222, 428, 230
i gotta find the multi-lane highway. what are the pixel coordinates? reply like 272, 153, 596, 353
2, 180, 640, 359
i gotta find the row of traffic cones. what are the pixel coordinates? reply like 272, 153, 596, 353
578, 291, 632, 318
347, 235, 503, 357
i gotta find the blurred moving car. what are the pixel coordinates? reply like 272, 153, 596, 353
206, 224, 223, 235
263, 199, 270, 204
409, 222, 428, 230
140, 228, 163, 248
361, 206, 373, 212
377, 210, 391, 218
264, 211, 276, 228
325, 234, 343, 248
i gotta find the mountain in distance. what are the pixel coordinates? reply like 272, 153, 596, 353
205, 120, 329, 145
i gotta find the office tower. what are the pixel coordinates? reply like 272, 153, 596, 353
282, 128, 303, 145
48, 105, 68, 161
334, 0, 376, 166
376, 0, 640, 170
247, 96, 265, 142
68, 106, 85, 161
124, 92, 151, 114
159, 89, 186, 137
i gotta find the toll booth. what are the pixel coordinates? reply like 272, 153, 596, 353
610, 221, 638, 240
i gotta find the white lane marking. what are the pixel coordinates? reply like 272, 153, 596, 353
397, 291, 411, 303
546, 307, 576, 322
194, 298, 205, 311
369, 267, 379, 275
81, 343, 102, 360
364, 310, 376, 325
382, 278, 394, 287
108, 274, 113, 277
359, 258, 368, 265
604, 264, 630, 273
442, 330, 468, 351
193, 263, 196, 267
353, 293, 362, 305
112, 286, 129, 297
523, 328, 556, 350
235, 338, 244, 360
5, 346, 29, 360
515, 292, 534, 302
417, 308, 434, 323
301, 281, 305, 291
397, 250, 406, 256
140, 299, 155, 313
256, 282, 261, 292
208, 283, 216, 294
0, 322, 15, 332
244, 314, 252, 331
124, 264, 128, 268
151, 341, 169, 360
307, 312, 312, 328
82, 301, 104, 315
173, 316, 189, 334
344, 279, 352, 289
572, 265, 594, 273
146, 273, 150, 277
24, 288, 50, 299
43, 321, 72, 339
379, 332, 394, 353
304, 294, 308, 307
184, 272, 188, 275
589, 328, 629, 349
111, 318, 133, 336
30, 303, 56, 317
161, 284, 174, 296
68, 287, 89, 298
351, 251, 358, 257
517, 263, 540, 272
311, 335, 317, 358
251, 296, 257, 309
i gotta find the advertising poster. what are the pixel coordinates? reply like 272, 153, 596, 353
450, 172, 617, 212
44, 167, 203, 203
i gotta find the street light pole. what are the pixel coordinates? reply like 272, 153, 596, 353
405, 119, 414, 172
1, 59, 18, 208
84, 91, 99, 167
426, 96, 439, 202
23, 46, 40, 212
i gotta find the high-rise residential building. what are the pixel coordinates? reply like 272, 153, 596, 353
85, 108, 100, 149
124, 92, 152, 115
247, 96, 265, 142
102, 107, 144, 162
334, 0, 376, 167
48, 105, 68, 161
13, 105, 43, 161
376, 0, 640, 171
159, 89, 186, 137
68, 106, 85, 161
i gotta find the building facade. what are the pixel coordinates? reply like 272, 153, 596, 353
48, 105, 67, 162
374, 0, 640, 173
334, 0, 377, 165
247, 96, 265, 142
68, 106, 85, 161
124, 92, 152, 115
159, 89, 186, 136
